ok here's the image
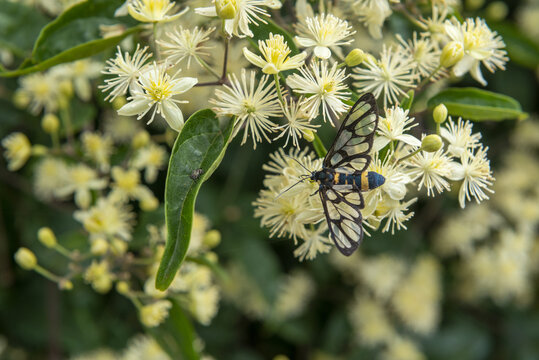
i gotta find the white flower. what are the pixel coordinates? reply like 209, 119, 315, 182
274, 97, 319, 148
397, 33, 442, 79
449, 146, 494, 208
15, 72, 62, 114
367, 151, 412, 203
100, 45, 152, 102
243, 33, 306, 74
52, 59, 102, 101
2, 132, 31, 171
444, 17, 508, 85
74, 196, 134, 240
131, 143, 168, 183
373, 106, 421, 151
55, 164, 108, 208
293, 224, 333, 261
440, 116, 482, 156
295, 13, 355, 59
128, 0, 188, 23
378, 197, 417, 234
117, 62, 198, 131
195, 0, 277, 38
287, 61, 350, 124
352, 0, 392, 39
139, 300, 172, 327
157, 26, 215, 69
210, 70, 281, 148
353, 46, 418, 108
418, 4, 450, 43
33, 157, 70, 200
406, 148, 452, 196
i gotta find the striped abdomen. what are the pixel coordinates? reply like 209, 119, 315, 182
333, 171, 385, 191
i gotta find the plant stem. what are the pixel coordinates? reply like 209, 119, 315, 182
196, 55, 221, 79
395, 147, 422, 164
274, 74, 284, 105
59, 105, 74, 146
313, 134, 328, 158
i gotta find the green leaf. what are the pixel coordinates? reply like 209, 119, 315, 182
400, 90, 414, 110
491, 22, 539, 69
155, 110, 234, 291
0, 0, 141, 77
147, 300, 199, 360
0, 0, 48, 57
427, 87, 527, 121
249, 18, 299, 55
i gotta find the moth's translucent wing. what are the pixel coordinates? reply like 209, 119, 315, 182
324, 93, 378, 173
320, 186, 365, 256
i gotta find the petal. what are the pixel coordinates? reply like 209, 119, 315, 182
396, 134, 421, 147
452, 55, 474, 77
161, 101, 184, 131
118, 98, 151, 116
194, 6, 217, 16
171, 77, 198, 93
373, 137, 390, 152
243, 47, 266, 69
313, 46, 331, 59
446, 162, 464, 181
470, 61, 487, 86
262, 63, 279, 74
295, 36, 317, 48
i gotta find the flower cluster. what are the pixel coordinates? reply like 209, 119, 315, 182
253, 104, 494, 260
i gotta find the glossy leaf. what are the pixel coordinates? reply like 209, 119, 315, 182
155, 110, 234, 291
427, 87, 527, 121
0, 0, 141, 77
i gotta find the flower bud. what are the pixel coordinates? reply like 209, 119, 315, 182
440, 41, 464, 68
203, 230, 222, 248
433, 104, 448, 124
421, 134, 443, 153
486, 1, 508, 21
41, 114, 60, 134
140, 195, 159, 212
466, 0, 484, 11
116, 281, 130, 295
15, 248, 37, 270
111, 238, 128, 256
38, 227, 57, 248
206, 251, 218, 263
132, 130, 150, 149
216, 0, 237, 19
59, 279, 73, 291
303, 129, 315, 142
91, 237, 109, 256
13, 90, 30, 109
112, 96, 127, 110
32, 145, 48, 156
345, 49, 366, 67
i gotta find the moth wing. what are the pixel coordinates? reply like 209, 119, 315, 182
324, 93, 378, 173
320, 186, 365, 256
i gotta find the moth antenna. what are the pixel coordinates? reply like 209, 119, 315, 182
284, 154, 312, 174
275, 175, 311, 199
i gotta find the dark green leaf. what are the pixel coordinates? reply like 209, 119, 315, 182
148, 300, 199, 360
491, 22, 539, 69
400, 90, 414, 110
427, 87, 527, 121
0, 0, 48, 57
249, 18, 299, 55
1, 0, 141, 77
155, 110, 234, 291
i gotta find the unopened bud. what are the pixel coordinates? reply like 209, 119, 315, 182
59, 279, 73, 291
116, 281, 130, 295
206, 251, 218, 263
15, 248, 37, 270
140, 195, 159, 211
59, 80, 73, 98
38, 227, 57, 248
91, 238, 109, 256
303, 129, 315, 142
486, 1, 508, 21
112, 96, 127, 110
41, 114, 60, 134
421, 134, 443, 153
433, 104, 448, 124
32, 145, 48, 156
216, 0, 237, 19
13, 90, 30, 109
132, 130, 150, 149
203, 230, 221, 248
466, 0, 484, 11
345, 49, 366, 67
110, 238, 128, 256
440, 41, 464, 68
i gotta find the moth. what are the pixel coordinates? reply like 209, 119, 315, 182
286, 93, 385, 256
190, 168, 204, 181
